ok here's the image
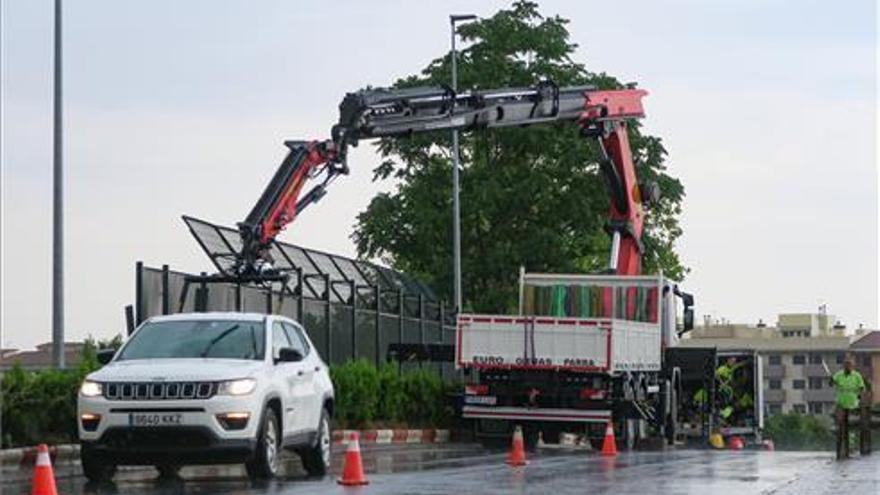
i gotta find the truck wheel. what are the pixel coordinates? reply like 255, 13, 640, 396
155, 463, 181, 479
299, 408, 331, 477
540, 425, 562, 445
246, 408, 281, 480
81, 443, 116, 482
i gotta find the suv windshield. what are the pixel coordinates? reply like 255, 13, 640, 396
118, 320, 265, 361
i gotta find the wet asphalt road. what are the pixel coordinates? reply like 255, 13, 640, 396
4, 443, 878, 494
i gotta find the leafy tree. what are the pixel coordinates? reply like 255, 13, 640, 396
353, 1, 685, 312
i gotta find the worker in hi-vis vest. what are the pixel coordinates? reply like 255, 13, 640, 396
693, 356, 750, 425
831, 357, 865, 459
715, 357, 748, 422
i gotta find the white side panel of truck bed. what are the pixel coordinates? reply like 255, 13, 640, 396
457, 315, 661, 373
610, 321, 662, 372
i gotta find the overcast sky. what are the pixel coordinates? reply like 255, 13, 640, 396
1, 0, 877, 350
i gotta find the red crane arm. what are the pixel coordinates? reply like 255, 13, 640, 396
257, 141, 338, 245
237, 83, 651, 278
579, 89, 649, 276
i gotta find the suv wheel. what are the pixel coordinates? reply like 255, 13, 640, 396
246, 408, 281, 479
300, 408, 331, 476
81, 443, 117, 482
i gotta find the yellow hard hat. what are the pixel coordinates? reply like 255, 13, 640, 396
710, 433, 725, 449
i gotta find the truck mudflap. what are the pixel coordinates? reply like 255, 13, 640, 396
462, 405, 611, 423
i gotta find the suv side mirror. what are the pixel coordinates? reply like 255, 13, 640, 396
277, 347, 304, 363
97, 349, 116, 365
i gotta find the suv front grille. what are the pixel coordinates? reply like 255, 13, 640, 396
104, 382, 216, 401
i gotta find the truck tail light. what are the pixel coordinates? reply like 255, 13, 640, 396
579, 388, 606, 400
465, 384, 489, 396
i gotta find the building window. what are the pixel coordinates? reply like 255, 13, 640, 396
835, 354, 845, 364
809, 354, 823, 364
862, 356, 872, 368
769, 379, 782, 390
808, 377, 823, 390
793, 404, 806, 414
768, 355, 782, 365
768, 404, 782, 416
793, 355, 806, 365
808, 402, 824, 415
793, 379, 806, 390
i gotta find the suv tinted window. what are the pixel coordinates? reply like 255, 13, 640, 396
272, 322, 292, 360
282, 323, 310, 357
119, 320, 264, 360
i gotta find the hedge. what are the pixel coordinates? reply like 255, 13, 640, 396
330, 360, 458, 429
763, 413, 835, 450
1, 341, 101, 448
2, 344, 456, 447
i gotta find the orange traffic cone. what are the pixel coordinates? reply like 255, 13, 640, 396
600, 421, 618, 457
506, 425, 529, 466
31, 444, 58, 495
338, 432, 369, 486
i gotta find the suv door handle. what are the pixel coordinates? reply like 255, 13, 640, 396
297, 370, 305, 376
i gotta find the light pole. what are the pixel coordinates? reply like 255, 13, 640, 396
449, 14, 476, 314
52, 0, 65, 368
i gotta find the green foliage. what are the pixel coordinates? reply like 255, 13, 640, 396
400, 368, 452, 427
329, 360, 381, 428
377, 361, 407, 423
764, 413, 835, 451
353, 0, 686, 313
0, 337, 116, 448
330, 361, 454, 429
1, 364, 96, 448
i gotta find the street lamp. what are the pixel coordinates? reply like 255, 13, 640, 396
53, 0, 65, 368
450, 14, 476, 314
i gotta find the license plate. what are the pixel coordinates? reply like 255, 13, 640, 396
464, 395, 497, 405
129, 413, 182, 427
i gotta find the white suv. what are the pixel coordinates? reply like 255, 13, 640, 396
77, 312, 334, 481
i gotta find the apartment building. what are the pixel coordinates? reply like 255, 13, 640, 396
850, 331, 880, 402
677, 312, 864, 417
677, 335, 851, 416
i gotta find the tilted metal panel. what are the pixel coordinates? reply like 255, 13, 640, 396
182, 215, 439, 303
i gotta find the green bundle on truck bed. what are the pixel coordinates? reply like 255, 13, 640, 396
522, 283, 658, 322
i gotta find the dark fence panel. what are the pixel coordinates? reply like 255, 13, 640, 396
135, 263, 457, 380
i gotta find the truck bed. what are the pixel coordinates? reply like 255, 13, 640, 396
457, 314, 661, 373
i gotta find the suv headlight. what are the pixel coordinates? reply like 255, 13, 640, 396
80, 380, 103, 397
217, 378, 257, 396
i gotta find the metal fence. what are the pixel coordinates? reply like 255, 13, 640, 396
133, 261, 457, 379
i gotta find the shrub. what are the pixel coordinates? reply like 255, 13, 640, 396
764, 413, 834, 450
329, 361, 456, 429
400, 368, 447, 427
329, 359, 380, 428
377, 361, 406, 424
1, 338, 105, 448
